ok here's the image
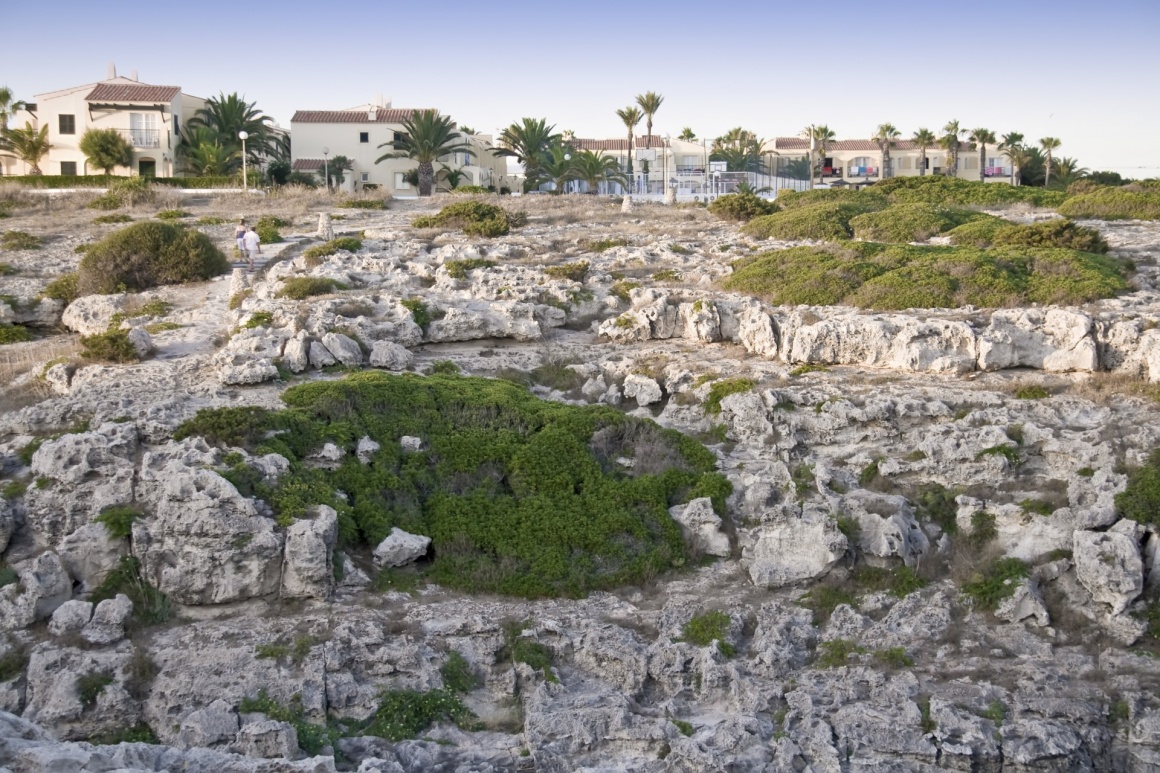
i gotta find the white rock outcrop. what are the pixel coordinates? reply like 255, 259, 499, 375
669, 498, 731, 557
369, 340, 413, 370
742, 508, 848, 588
372, 527, 431, 568
61, 294, 127, 336
280, 506, 338, 600
1074, 527, 1144, 614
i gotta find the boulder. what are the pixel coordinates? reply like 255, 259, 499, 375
48, 600, 93, 637
669, 498, 731, 557
282, 333, 310, 373
741, 507, 848, 588
57, 522, 128, 593
736, 304, 779, 357
13, 297, 65, 328
81, 594, 133, 645
126, 327, 154, 358
308, 341, 336, 368
977, 309, 1098, 372
42, 362, 74, 395
61, 294, 127, 336
356, 437, 381, 464
369, 341, 413, 370
321, 332, 364, 367
623, 374, 662, 406
281, 506, 338, 600
0, 551, 72, 631
235, 719, 299, 759
1074, 528, 1143, 614
680, 300, 721, 343
317, 212, 334, 240
400, 436, 423, 453
839, 490, 929, 566
994, 579, 1050, 627
22, 642, 140, 741
372, 527, 431, 568
177, 698, 240, 749
216, 353, 278, 385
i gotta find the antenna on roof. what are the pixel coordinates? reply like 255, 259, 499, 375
107, 62, 116, 80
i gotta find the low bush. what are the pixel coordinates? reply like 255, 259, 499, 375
452, 185, 490, 194
0, 561, 18, 589
90, 556, 172, 626
0, 231, 41, 251
1115, 448, 1160, 526
610, 280, 640, 301
440, 650, 479, 694
41, 273, 79, 304
77, 221, 229, 295
775, 187, 880, 211
743, 201, 880, 241
723, 241, 1127, 309
966, 511, 998, 548
174, 372, 728, 598
80, 329, 139, 363
584, 238, 629, 252
93, 214, 133, 225
155, 209, 190, 220
362, 689, 476, 742
849, 203, 987, 243
94, 504, 140, 539
799, 585, 856, 625
445, 258, 496, 279
77, 672, 114, 709
87, 723, 159, 745
412, 201, 513, 237
849, 565, 926, 597
544, 261, 590, 282
1014, 384, 1050, 399
704, 378, 756, 414
302, 237, 362, 261
945, 216, 1010, 247
238, 691, 335, 754
815, 639, 866, 668
673, 719, 694, 736
681, 610, 734, 656
196, 216, 228, 225
400, 298, 431, 327
0, 324, 32, 344
707, 192, 779, 222
426, 359, 460, 375
530, 362, 583, 391
961, 557, 1028, 610
255, 216, 283, 244
912, 482, 957, 533
338, 198, 387, 209
992, 219, 1108, 253
276, 277, 346, 300
1058, 187, 1160, 220
871, 175, 1067, 208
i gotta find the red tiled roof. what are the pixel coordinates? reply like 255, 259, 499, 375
571, 136, 667, 151
291, 108, 435, 124
292, 159, 325, 171
85, 83, 181, 103
775, 138, 921, 151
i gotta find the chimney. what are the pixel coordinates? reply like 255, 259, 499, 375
107, 62, 116, 80
367, 105, 376, 121
130, 69, 138, 82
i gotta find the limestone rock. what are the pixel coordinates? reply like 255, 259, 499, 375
81, 594, 133, 645
48, 600, 93, 637
977, 308, 1098, 372
321, 332, 364, 367
621, 195, 633, 212
234, 718, 299, 759
308, 341, 337, 368
622, 374, 662, 406
57, 522, 128, 593
357, 437, 381, 464
216, 353, 278, 385
400, 436, 423, 453
369, 340, 413, 370
680, 300, 721, 343
177, 698, 240, 749
22, 642, 140, 741
0, 551, 72, 631
372, 527, 431, 568
317, 212, 334, 240
736, 304, 779, 357
839, 490, 929, 566
281, 506, 338, 600
282, 332, 310, 373
13, 297, 65, 328
669, 498, 731, 557
994, 579, 1051, 627
742, 508, 848, 588
1074, 528, 1144, 614
42, 362, 75, 395
61, 294, 127, 336
126, 327, 154, 358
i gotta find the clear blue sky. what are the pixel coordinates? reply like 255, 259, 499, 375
4, 0, 1158, 175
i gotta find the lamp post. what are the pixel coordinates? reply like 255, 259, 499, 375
563, 153, 570, 194
322, 147, 330, 192
238, 131, 248, 190
664, 134, 670, 196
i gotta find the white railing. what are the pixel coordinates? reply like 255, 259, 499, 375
120, 129, 160, 149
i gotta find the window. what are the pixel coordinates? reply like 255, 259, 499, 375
174, 115, 179, 137
361, 172, 369, 182
60, 161, 77, 176
394, 131, 404, 143
359, 132, 369, 143
394, 173, 411, 189
58, 114, 75, 135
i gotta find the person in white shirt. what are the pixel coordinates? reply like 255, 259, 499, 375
242, 226, 261, 272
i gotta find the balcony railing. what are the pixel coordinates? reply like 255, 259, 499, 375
984, 167, 1012, 177
120, 129, 161, 149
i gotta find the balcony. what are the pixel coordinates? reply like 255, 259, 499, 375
848, 167, 879, 178
675, 165, 704, 175
120, 129, 161, 149
984, 167, 1011, 178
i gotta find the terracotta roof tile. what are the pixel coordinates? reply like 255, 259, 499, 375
292, 159, 325, 171
775, 138, 922, 152
291, 108, 435, 124
571, 136, 666, 151
85, 83, 181, 103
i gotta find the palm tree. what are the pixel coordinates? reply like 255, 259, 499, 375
635, 91, 664, 149
376, 110, 472, 197
572, 149, 628, 194
0, 86, 26, 166
873, 123, 900, 178
187, 92, 275, 162
779, 156, 812, 181
969, 128, 997, 182
1052, 157, 1088, 188
493, 118, 561, 193
998, 132, 1024, 185
179, 125, 240, 175
438, 166, 471, 190
539, 143, 578, 194
940, 120, 963, 177
736, 181, 772, 195
615, 106, 643, 178
1040, 137, 1062, 187
802, 125, 836, 184
678, 127, 696, 141
712, 127, 766, 173
1, 122, 50, 175
912, 128, 936, 177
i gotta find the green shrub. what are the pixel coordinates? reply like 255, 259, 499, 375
610, 280, 640, 301
743, 201, 881, 241
254, 216, 283, 244
0, 231, 41, 251
672, 719, 694, 736
1115, 448, 1160, 526
1020, 498, 1055, 516
174, 372, 727, 598
707, 193, 779, 222
961, 557, 1029, 610
1058, 187, 1160, 221
155, 209, 190, 220
77, 672, 114, 709
412, 201, 512, 237
239, 691, 336, 755
775, 187, 880, 211
302, 237, 363, 260
196, 216, 228, 225
848, 203, 987, 243
276, 277, 346, 300
544, 261, 590, 282
871, 175, 1067, 208
681, 611, 734, 656
94, 504, 140, 539
992, 219, 1108, 253
944, 216, 1010, 247
451, 185, 490, 194
723, 241, 1127, 310
87, 193, 123, 211
1014, 385, 1050, 399
585, 238, 628, 252
440, 650, 479, 694
799, 585, 856, 625
2, 480, 27, 499
0, 645, 27, 681
815, 639, 865, 668
338, 198, 387, 209
93, 213, 133, 225
704, 378, 755, 414
912, 482, 957, 533
874, 647, 914, 668
530, 362, 583, 392
362, 689, 475, 742
87, 723, 159, 745
975, 444, 1021, 465
243, 311, 275, 329
0, 324, 32, 344
426, 359, 461, 375
90, 556, 172, 626
849, 565, 926, 597
41, 273, 80, 304
445, 258, 497, 279
966, 511, 998, 549
401, 298, 431, 327
77, 221, 229, 295
80, 329, 139, 363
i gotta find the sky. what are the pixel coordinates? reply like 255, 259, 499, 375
3, 0, 1158, 175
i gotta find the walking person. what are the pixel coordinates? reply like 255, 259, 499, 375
242, 225, 261, 273
234, 218, 248, 258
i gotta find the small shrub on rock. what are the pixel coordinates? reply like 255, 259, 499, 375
302, 237, 362, 261
544, 261, 589, 282
94, 504, 141, 538
41, 272, 81, 304
815, 639, 866, 668
445, 258, 496, 279
155, 209, 190, 220
707, 192, 778, 222
961, 557, 1028, 610
80, 329, 140, 363
440, 650, 479, 694
680, 610, 734, 656
400, 298, 431, 327
77, 672, 114, 709
704, 378, 756, 414
243, 311, 274, 329
0, 324, 33, 344
412, 201, 513, 237
90, 556, 172, 626
276, 277, 346, 299
77, 221, 229, 295
363, 689, 476, 742
0, 231, 41, 251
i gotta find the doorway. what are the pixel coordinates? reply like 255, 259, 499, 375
138, 159, 156, 177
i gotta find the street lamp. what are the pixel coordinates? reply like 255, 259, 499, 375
563, 153, 570, 193
322, 147, 330, 192
238, 131, 248, 190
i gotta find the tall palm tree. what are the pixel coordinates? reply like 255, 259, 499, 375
969, 128, 997, 182
1, 122, 50, 175
940, 120, 963, 177
712, 127, 765, 173
187, 92, 275, 162
678, 127, 696, 141
539, 143, 578, 194
493, 118, 561, 193
1040, 137, 1062, 187
873, 123, 900, 178
573, 149, 628, 194
802, 125, 836, 185
0, 86, 26, 166
635, 91, 664, 149
179, 125, 240, 175
1052, 157, 1088, 188
998, 132, 1024, 185
376, 110, 472, 197
615, 106, 643, 177
911, 128, 936, 177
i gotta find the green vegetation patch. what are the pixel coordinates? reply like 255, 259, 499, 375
544, 261, 590, 282
93, 214, 134, 225
992, 219, 1108, 253
87, 724, 159, 745
276, 277, 347, 300
799, 585, 857, 625
94, 504, 141, 539
174, 372, 729, 598
0, 231, 42, 251
255, 216, 284, 244
412, 201, 513, 237
400, 298, 431, 327
849, 565, 926, 597
338, 198, 387, 209
0, 324, 33, 345
90, 556, 172, 626
77, 221, 230, 296
871, 175, 1067, 208
77, 671, 115, 709
1115, 448, 1160, 526
1058, 186, 1160, 221
363, 689, 475, 741
849, 203, 988, 243
945, 216, 1010, 247
707, 192, 779, 222
704, 378, 756, 414
743, 201, 880, 241
302, 237, 362, 261
80, 329, 140, 363
723, 241, 1126, 309
815, 639, 866, 668
445, 258, 497, 280
41, 273, 79, 304
680, 610, 734, 656
155, 209, 190, 220
961, 557, 1028, 610
585, 238, 629, 252
440, 650, 479, 694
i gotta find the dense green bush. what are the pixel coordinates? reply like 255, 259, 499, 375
992, 219, 1108, 253
849, 203, 986, 243
338, 198, 387, 209
302, 237, 362, 260
680, 610, 734, 656
944, 217, 1010, 247
276, 277, 346, 299
743, 201, 881, 241
155, 209, 190, 220
412, 201, 513, 237
254, 216, 283, 244
80, 329, 139, 363
775, 187, 881, 211
1, 231, 41, 251
1058, 187, 1160, 220
707, 193, 779, 222
0, 324, 32, 344
77, 221, 229, 295
175, 372, 729, 598
40, 273, 80, 304
961, 557, 1028, 610
439, 651, 479, 694
445, 258, 496, 279
1115, 448, 1160, 526
871, 175, 1067, 207
723, 241, 1127, 309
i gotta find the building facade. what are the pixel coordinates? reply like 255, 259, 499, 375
1, 66, 206, 178
770, 138, 1017, 186
290, 103, 508, 194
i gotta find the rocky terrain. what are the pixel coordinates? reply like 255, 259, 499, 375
2, 189, 1160, 772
